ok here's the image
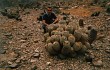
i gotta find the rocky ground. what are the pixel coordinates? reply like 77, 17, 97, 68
0, 1, 110, 70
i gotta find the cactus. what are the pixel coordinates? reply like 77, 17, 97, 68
62, 31, 70, 37
51, 24, 59, 30
59, 20, 67, 24
54, 35, 61, 42
68, 34, 75, 46
80, 33, 88, 43
45, 43, 57, 55
79, 45, 87, 53
60, 36, 68, 45
47, 26, 54, 35
84, 42, 91, 49
61, 41, 72, 55
74, 30, 82, 41
52, 41, 61, 52
44, 33, 49, 41
73, 42, 82, 51
57, 27, 64, 32
51, 30, 61, 35
46, 37, 54, 43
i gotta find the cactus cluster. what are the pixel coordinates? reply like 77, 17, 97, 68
44, 22, 91, 57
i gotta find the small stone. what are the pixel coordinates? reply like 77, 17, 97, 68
93, 60, 103, 67
0, 47, 6, 54
20, 40, 26, 43
31, 65, 37, 70
46, 62, 51, 66
8, 61, 13, 65
35, 49, 39, 53
15, 59, 21, 63
9, 63, 18, 68
33, 53, 40, 58
30, 59, 37, 63
68, 68, 73, 70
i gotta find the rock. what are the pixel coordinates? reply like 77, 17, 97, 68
15, 59, 21, 63
30, 59, 37, 63
105, 50, 110, 53
46, 62, 51, 66
9, 63, 18, 68
92, 60, 103, 67
79, 19, 84, 27
8, 61, 13, 65
31, 65, 37, 70
35, 49, 39, 53
0, 47, 6, 54
33, 53, 40, 58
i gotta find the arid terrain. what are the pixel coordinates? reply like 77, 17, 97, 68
0, 0, 110, 70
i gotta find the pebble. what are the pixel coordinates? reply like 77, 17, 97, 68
15, 59, 21, 63
0, 47, 6, 54
33, 53, 40, 58
35, 49, 39, 53
92, 60, 103, 67
30, 59, 37, 63
9, 63, 18, 68
31, 65, 37, 70
46, 62, 51, 66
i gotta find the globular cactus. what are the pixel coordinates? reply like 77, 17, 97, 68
51, 35, 57, 42
54, 35, 61, 42
47, 25, 54, 35
51, 30, 61, 35
72, 42, 82, 52
61, 41, 72, 55
51, 24, 59, 30
57, 27, 64, 32
45, 43, 57, 55
80, 33, 88, 43
79, 45, 87, 54
46, 37, 54, 43
60, 36, 68, 45
62, 31, 70, 37
84, 42, 91, 49
65, 25, 74, 34
74, 30, 82, 41
88, 28, 97, 45
68, 22, 78, 32
68, 34, 75, 46
52, 41, 61, 52
44, 33, 49, 42
59, 20, 67, 24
